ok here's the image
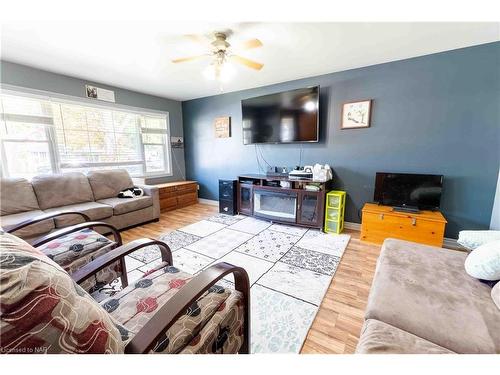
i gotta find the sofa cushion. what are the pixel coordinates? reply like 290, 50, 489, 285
97, 196, 153, 215
32, 172, 94, 210
101, 261, 244, 354
0, 178, 40, 215
44, 202, 113, 227
355, 319, 454, 354
0, 210, 55, 239
365, 238, 500, 353
0, 231, 129, 353
87, 170, 134, 201
37, 227, 122, 294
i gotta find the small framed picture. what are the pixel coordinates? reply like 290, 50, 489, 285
170, 136, 184, 148
86, 85, 98, 99
341, 99, 372, 129
214, 116, 231, 138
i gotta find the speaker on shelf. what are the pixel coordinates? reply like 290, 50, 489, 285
219, 179, 237, 215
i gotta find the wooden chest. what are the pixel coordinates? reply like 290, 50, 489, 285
156, 181, 198, 212
360, 203, 447, 247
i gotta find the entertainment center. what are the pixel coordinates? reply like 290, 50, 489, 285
236, 174, 332, 229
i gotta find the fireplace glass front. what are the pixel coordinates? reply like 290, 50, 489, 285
253, 189, 297, 223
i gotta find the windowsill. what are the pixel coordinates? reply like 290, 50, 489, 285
132, 172, 174, 180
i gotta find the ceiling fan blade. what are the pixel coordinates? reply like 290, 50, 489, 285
171, 55, 207, 63
230, 55, 264, 70
238, 38, 263, 50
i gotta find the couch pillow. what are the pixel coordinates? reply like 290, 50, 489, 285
87, 169, 133, 200
0, 178, 40, 215
464, 240, 500, 281
458, 230, 500, 250
492, 282, 500, 311
32, 172, 95, 210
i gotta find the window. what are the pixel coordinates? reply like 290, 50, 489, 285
0, 92, 171, 179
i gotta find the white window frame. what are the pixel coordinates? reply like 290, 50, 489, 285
0, 84, 173, 179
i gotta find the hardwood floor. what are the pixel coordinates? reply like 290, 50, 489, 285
120, 203, 382, 354
300, 228, 381, 354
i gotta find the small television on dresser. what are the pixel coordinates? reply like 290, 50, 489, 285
374, 172, 443, 211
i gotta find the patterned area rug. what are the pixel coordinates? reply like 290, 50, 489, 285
93, 214, 350, 353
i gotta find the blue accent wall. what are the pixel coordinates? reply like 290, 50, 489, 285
183, 42, 500, 238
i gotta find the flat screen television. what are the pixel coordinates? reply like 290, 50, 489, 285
241, 86, 319, 144
374, 172, 443, 210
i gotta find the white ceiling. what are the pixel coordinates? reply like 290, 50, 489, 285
1, 22, 499, 101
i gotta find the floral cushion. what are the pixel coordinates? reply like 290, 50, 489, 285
39, 228, 112, 265
37, 228, 123, 292
180, 290, 244, 354
101, 262, 245, 354
0, 230, 130, 354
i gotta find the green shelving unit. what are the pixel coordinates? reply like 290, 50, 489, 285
324, 190, 346, 234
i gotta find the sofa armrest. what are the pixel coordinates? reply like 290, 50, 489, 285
136, 184, 160, 219
124, 262, 250, 354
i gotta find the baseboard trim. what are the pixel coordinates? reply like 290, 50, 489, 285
344, 221, 361, 231
198, 198, 219, 206
443, 237, 464, 251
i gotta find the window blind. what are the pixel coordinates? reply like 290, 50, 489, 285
0, 92, 171, 179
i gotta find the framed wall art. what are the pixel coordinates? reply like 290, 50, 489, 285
341, 99, 372, 129
214, 116, 231, 138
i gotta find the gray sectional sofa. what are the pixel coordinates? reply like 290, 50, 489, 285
356, 239, 500, 354
0, 169, 160, 241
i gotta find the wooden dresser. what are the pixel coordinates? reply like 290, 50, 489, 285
156, 181, 199, 212
360, 203, 447, 247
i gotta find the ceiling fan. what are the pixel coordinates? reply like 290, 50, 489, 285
172, 31, 264, 81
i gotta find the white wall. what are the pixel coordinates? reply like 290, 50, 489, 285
491, 168, 500, 229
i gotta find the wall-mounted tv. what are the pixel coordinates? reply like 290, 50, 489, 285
241, 86, 319, 144
374, 172, 444, 210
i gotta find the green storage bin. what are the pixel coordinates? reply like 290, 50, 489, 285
324, 190, 346, 234
327, 195, 340, 208
326, 208, 340, 221
325, 220, 338, 233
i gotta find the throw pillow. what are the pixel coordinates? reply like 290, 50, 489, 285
492, 282, 500, 311
464, 240, 500, 281
457, 230, 500, 250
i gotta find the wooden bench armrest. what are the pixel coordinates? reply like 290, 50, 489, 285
71, 238, 172, 285
4, 211, 91, 234
31, 221, 122, 248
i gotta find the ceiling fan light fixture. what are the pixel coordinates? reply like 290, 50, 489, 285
174, 31, 263, 85
203, 61, 235, 83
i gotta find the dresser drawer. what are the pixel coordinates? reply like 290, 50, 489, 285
177, 192, 198, 207
176, 183, 197, 193
160, 197, 178, 211
159, 187, 176, 198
